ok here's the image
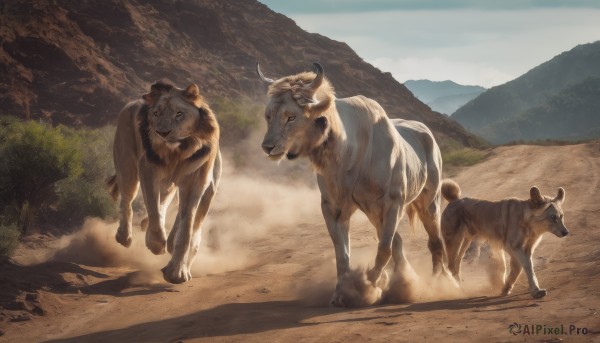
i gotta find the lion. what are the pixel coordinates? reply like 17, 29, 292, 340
107, 81, 221, 284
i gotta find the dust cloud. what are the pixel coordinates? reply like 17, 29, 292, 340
33, 150, 320, 284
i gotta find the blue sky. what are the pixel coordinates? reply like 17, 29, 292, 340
260, 1, 600, 87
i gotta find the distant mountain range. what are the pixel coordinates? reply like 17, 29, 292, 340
404, 80, 486, 115
452, 41, 600, 144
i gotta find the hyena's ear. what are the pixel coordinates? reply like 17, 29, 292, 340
530, 186, 545, 208
553, 187, 565, 205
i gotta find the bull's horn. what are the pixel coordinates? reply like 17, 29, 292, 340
256, 62, 275, 84
307, 62, 324, 89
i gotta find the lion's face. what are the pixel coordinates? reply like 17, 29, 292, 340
146, 94, 199, 147
261, 92, 320, 161
143, 83, 205, 149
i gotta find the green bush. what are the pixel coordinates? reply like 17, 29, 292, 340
0, 119, 82, 233
53, 125, 117, 228
212, 96, 262, 144
0, 118, 116, 234
0, 223, 20, 258
443, 147, 488, 168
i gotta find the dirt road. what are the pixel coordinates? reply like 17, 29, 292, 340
2, 142, 600, 342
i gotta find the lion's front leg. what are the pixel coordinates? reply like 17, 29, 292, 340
162, 175, 207, 284
139, 163, 167, 255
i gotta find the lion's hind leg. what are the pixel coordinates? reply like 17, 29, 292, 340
184, 182, 217, 277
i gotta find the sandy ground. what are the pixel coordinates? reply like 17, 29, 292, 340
2, 141, 600, 342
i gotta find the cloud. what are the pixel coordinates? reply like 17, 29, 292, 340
280, 8, 600, 87
261, 0, 600, 14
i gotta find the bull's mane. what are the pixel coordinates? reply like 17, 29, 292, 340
267, 72, 335, 107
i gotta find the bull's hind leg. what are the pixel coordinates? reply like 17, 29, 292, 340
415, 196, 446, 275
367, 203, 402, 286
115, 171, 139, 248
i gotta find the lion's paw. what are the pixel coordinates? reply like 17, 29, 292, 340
145, 228, 166, 255
162, 262, 191, 284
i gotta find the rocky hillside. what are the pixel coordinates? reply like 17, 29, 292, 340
0, 0, 480, 147
452, 41, 600, 143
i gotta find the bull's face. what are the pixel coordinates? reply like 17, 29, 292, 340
257, 63, 332, 161
530, 187, 569, 238
261, 93, 317, 160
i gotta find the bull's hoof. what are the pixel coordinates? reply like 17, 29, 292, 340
329, 291, 346, 307
162, 262, 191, 284
115, 228, 132, 248
532, 289, 547, 299
146, 229, 166, 255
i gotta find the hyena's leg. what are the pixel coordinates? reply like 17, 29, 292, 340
488, 248, 507, 290
115, 171, 139, 248
452, 234, 472, 283
510, 249, 545, 299
501, 255, 522, 296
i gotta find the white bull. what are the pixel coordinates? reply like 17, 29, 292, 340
257, 63, 448, 306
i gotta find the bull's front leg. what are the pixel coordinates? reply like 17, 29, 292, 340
321, 198, 351, 306
139, 163, 166, 255
162, 176, 205, 284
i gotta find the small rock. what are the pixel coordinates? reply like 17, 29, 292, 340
10, 315, 31, 323
25, 293, 39, 302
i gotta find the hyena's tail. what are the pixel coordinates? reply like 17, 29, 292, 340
441, 179, 461, 202
106, 175, 119, 201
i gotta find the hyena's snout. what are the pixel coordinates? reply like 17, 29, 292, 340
559, 228, 570, 237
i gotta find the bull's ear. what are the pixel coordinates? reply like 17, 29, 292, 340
183, 83, 203, 106
530, 186, 545, 208
553, 187, 565, 205
307, 98, 333, 117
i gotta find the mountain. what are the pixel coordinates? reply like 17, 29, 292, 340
478, 76, 600, 144
452, 41, 600, 143
427, 91, 484, 116
0, 0, 481, 148
404, 80, 485, 115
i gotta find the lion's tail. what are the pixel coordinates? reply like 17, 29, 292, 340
441, 179, 461, 202
106, 175, 119, 201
